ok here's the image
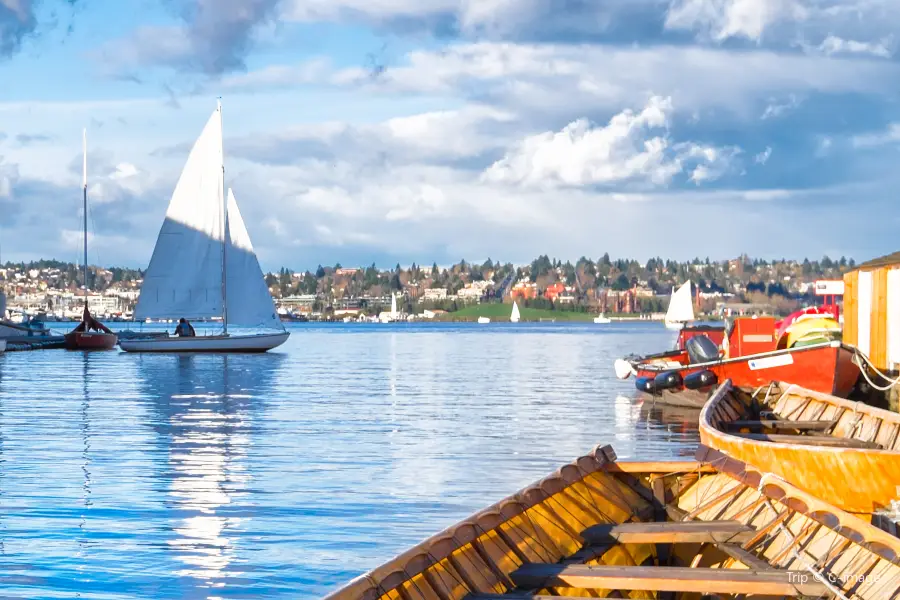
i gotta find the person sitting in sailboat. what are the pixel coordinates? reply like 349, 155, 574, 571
175, 318, 196, 337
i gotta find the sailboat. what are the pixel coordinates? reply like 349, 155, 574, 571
593, 313, 611, 324
118, 101, 289, 353
65, 130, 118, 350
664, 280, 695, 330
510, 300, 521, 323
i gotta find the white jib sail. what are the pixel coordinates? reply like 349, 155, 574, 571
665, 280, 695, 324
225, 188, 282, 330
135, 109, 225, 322
510, 301, 520, 322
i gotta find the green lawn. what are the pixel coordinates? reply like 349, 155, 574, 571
438, 303, 597, 322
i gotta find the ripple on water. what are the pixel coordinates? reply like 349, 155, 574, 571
0, 321, 698, 598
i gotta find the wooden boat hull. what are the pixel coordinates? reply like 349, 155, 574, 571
325, 443, 900, 600
64, 331, 118, 350
629, 342, 860, 398
700, 380, 900, 514
118, 331, 289, 353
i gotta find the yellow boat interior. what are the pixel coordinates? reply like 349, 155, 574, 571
325, 444, 900, 600
700, 380, 900, 516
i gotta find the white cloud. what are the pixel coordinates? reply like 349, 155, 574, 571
481, 96, 739, 188
852, 123, 900, 148
755, 146, 772, 164
818, 35, 892, 58
665, 0, 806, 42
761, 94, 801, 119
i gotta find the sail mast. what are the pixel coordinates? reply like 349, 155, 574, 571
218, 98, 228, 334
83, 128, 89, 306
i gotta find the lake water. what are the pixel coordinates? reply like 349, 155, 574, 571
0, 321, 699, 599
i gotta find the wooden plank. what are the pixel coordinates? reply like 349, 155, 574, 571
582, 520, 754, 545
730, 432, 882, 449
467, 595, 627, 600
844, 270, 858, 347
873, 267, 889, 371
716, 543, 772, 570
605, 461, 715, 473
725, 419, 837, 431
509, 564, 826, 596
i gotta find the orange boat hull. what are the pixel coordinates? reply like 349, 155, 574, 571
700, 382, 900, 515
635, 343, 859, 398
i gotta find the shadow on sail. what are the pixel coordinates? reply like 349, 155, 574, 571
134, 353, 285, 586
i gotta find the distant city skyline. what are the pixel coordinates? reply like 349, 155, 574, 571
1, 1, 898, 269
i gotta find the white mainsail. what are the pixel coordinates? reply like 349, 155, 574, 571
134, 106, 281, 330
135, 110, 225, 322
390, 293, 398, 319
665, 281, 695, 327
510, 301, 521, 323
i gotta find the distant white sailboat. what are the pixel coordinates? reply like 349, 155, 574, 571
593, 314, 611, 324
664, 281, 695, 331
510, 301, 521, 323
391, 293, 398, 319
119, 101, 289, 353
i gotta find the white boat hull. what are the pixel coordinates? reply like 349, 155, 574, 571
118, 331, 290, 353
477, 317, 491, 324
594, 317, 611, 324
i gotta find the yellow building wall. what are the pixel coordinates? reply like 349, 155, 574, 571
844, 266, 898, 372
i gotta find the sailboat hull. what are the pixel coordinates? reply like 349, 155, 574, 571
65, 331, 118, 350
118, 331, 290, 353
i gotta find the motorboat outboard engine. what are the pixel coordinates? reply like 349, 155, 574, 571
686, 335, 720, 364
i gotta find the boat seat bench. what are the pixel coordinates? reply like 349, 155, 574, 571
725, 419, 837, 432
507, 564, 827, 596
730, 432, 882, 449
581, 520, 755, 545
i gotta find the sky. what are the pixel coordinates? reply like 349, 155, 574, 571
0, 0, 899, 271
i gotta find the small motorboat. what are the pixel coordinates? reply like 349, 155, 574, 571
325, 442, 900, 600
593, 314, 611, 324
615, 315, 859, 405
477, 316, 491, 324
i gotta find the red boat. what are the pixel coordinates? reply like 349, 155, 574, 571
65, 306, 118, 350
615, 314, 860, 406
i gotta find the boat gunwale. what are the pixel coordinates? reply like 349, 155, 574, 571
631, 340, 848, 373
325, 440, 900, 600
700, 379, 900, 456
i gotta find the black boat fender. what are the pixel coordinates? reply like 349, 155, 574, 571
684, 369, 717, 390
653, 371, 684, 391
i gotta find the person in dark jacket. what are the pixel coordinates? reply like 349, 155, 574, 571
175, 318, 196, 337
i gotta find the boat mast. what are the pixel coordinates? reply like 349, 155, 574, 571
218, 98, 228, 334
83, 128, 89, 308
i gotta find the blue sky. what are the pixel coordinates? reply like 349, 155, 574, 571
1, 0, 899, 271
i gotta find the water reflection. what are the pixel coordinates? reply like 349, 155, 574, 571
136, 354, 283, 587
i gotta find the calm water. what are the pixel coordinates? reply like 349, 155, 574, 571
0, 321, 699, 599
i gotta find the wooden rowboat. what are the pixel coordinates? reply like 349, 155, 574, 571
325, 444, 900, 600
700, 379, 900, 515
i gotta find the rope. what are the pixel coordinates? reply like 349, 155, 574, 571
754, 475, 853, 600
851, 347, 900, 391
